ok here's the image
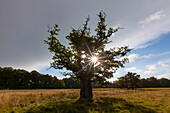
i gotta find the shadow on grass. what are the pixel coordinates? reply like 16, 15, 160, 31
26, 97, 156, 113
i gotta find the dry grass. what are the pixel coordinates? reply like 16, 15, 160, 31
94, 88, 170, 112
0, 89, 79, 109
0, 88, 170, 112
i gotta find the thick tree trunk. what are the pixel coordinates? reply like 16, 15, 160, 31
80, 77, 93, 99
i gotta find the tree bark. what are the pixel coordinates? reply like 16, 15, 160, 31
80, 77, 93, 99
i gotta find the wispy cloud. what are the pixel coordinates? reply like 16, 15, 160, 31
146, 64, 157, 70
141, 54, 153, 59
141, 51, 170, 59
144, 70, 157, 75
127, 54, 139, 62
111, 10, 170, 49
125, 67, 142, 73
125, 67, 137, 71
127, 51, 170, 62
158, 61, 169, 67
143, 60, 170, 76
157, 73, 170, 79
0, 59, 51, 72
144, 64, 158, 76
139, 10, 166, 25
123, 57, 170, 78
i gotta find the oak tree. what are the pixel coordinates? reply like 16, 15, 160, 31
44, 11, 131, 99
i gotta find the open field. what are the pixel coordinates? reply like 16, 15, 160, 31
0, 88, 169, 113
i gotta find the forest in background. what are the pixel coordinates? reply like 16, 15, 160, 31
0, 67, 170, 89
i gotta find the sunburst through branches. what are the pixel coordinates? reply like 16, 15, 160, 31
79, 43, 105, 74
91, 56, 98, 63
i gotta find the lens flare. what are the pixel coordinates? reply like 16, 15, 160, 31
91, 56, 98, 63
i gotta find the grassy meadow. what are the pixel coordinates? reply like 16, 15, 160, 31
0, 88, 169, 113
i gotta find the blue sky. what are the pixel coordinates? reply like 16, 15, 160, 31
0, 0, 170, 81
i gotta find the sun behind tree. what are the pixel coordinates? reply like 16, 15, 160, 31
44, 11, 131, 99
91, 56, 98, 63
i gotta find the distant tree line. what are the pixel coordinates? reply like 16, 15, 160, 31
0, 67, 80, 89
0, 67, 169, 89
113, 72, 170, 89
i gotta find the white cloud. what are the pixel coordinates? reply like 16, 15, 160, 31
123, 52, 170, 64
125, 67, 142, 74
125, 67, 137, 71
0, 58, 51, 72
158, 61, 169, 67
122, 52, 170, 78
140, 51, 170, 59
144, 70, 157, 75
127, 54, 139, 62
110, 10, 170, 49
139, 10, 166, 25
141, 54, 153, 59
125, 51, 170, 63
157, 73, 170, 79
143, 60, 170, 77
146, 64, 157, 70
157, 51, 170, 57
110, 58, 170, 80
